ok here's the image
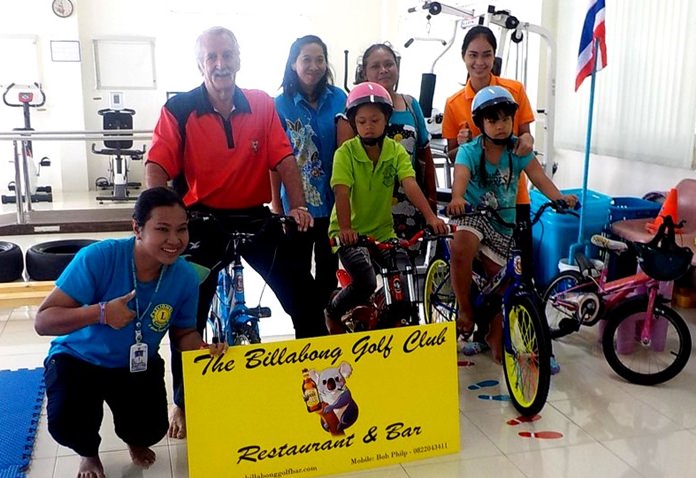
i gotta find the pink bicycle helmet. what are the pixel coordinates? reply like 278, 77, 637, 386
345, 82, 393, 119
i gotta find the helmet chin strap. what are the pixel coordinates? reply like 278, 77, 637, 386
359, 134, 386, 147
484, 132, 515, 148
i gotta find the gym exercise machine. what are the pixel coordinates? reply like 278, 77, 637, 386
1, 83, 53, 205
407, 2, 558, 178
91, 108, 145, 203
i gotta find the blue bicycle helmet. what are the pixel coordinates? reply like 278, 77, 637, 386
471, 85, 518, 130
471, 86, 519, 186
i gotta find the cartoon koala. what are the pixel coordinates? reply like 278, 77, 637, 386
309, 361, 359, 433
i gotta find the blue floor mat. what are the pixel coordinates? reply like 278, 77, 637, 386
0, 368, 45, 478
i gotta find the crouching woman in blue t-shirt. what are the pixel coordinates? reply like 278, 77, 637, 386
35, 187, 216, 478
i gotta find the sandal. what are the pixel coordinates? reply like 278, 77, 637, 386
459, 341, 489, 356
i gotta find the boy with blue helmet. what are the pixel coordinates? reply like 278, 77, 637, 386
446, 85, 576, 362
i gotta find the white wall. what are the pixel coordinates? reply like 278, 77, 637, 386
1, 0, 694, 200
0, 2, 86, 194
1, 0, 404, 194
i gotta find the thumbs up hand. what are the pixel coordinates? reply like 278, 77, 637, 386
457, 122, 472, 145
104, 290, 137, 329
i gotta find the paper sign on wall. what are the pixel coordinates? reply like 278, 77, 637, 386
183, 322, 460, 477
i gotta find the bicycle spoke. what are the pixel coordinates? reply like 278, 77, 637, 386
424, 258, 457, 324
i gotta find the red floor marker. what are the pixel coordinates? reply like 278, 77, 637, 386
506, 414, 541, 426
457, 360, 475, 367
518, 431, 563, 439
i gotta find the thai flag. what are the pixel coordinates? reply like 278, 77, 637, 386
575, 0, 607, 91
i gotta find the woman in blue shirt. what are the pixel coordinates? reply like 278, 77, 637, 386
35, 187, 215, 478
274, 35, 347, 311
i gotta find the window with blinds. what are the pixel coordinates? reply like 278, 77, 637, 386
554, 0, 696, 169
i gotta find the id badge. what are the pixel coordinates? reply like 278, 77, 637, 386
129, 343, 148, 373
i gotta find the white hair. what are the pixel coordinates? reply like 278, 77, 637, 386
194, 26, 239, 65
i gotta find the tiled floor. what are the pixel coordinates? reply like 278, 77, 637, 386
2, 304, 695, 478
2, 193, 696, 477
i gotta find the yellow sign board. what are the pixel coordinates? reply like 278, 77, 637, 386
183, 322, 460, 477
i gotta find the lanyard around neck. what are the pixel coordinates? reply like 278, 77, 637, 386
131, 255, 165, 343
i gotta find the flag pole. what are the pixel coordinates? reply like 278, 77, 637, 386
568, 39, 599, 263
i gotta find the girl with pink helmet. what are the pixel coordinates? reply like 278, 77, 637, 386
324, 82, 447, 333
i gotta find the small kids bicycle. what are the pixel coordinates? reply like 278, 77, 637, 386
329, 228, 452, 333
423, 200, 575, 416
189, 212, 293, 345
541, 215, 692, 385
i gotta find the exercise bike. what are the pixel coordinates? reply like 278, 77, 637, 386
92, 108, 145, 203
2, 82, 52, 205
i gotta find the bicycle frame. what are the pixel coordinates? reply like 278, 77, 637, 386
470, 242, 543, 359
191, 212, 282, 345
209, 234, 271, 345
550, 257, 664, 346
427, 206, 544, 323
334, 230, 442, 331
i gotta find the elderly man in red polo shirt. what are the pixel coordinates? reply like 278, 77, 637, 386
145, 26, 326, 439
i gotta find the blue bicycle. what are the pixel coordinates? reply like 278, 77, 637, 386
189, 213, 292, 345
423, 200, 574, 416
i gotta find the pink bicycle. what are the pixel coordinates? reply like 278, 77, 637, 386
542, 216, 693, 385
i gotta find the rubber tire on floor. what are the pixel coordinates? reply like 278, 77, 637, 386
0, 241, 24, 282
26, 239, 99, 281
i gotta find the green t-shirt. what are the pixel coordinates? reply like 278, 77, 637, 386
329, 136, 415, 242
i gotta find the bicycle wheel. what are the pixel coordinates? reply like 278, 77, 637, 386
423, 258, 457, 323
602, 296, 691, 385
503, 293, 551, 416
541, 270, 589, 338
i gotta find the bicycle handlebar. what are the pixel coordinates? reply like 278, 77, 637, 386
330, 225, 456, 249
530, 199, 580, 224
189, 210, 296, 239
449, 200, 579, 229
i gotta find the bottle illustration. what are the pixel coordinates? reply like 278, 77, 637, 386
302, 368, 321, 413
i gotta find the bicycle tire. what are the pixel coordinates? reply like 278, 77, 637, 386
541, 270, 588, 339
423, 258, 457, 323
601, 296, 691, 385
503, 293, 551, 416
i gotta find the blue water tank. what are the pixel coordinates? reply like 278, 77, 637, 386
530, 188, 611, 288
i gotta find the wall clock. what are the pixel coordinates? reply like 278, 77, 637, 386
52, 0, 74, 18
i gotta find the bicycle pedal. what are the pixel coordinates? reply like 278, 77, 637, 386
558, 318, 581, 334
